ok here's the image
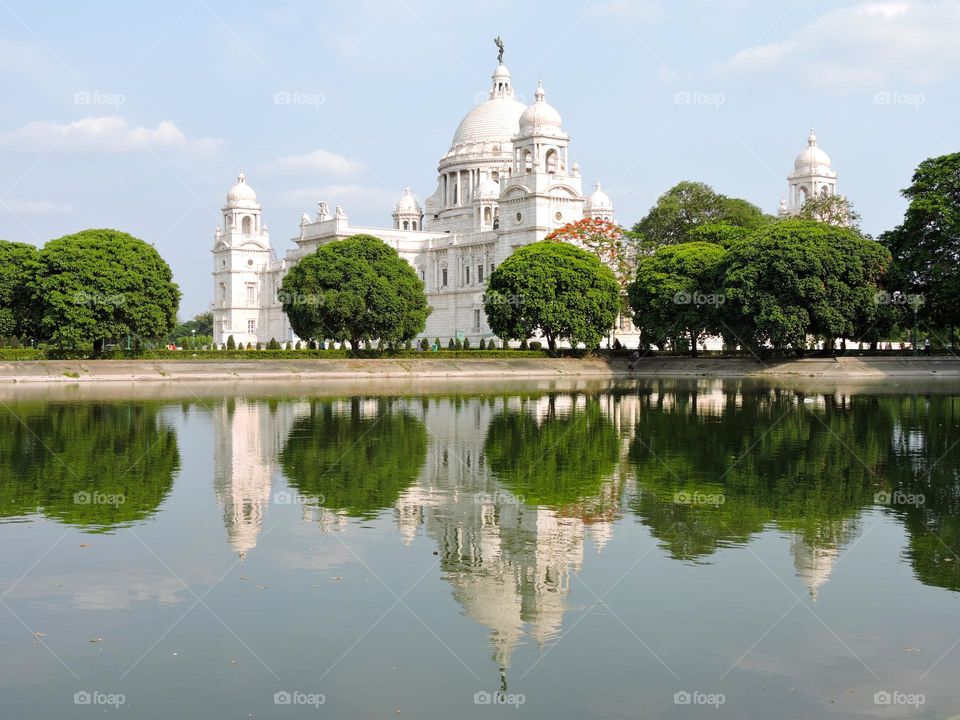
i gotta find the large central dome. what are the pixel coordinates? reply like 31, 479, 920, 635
450, 63, 525, 149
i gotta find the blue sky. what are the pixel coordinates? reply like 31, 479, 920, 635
1, 0, 958, 316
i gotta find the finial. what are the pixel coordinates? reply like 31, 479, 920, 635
595, 179, 602, 191
808, 127, 816, 145
535, 80, 545, 101
237, 168, 246, 183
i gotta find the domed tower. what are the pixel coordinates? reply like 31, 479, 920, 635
212, 170, 274, 346
498, 82, 585, 247
784, 129, 838, 214
424, 60, 527, 233
584, 180, 615, 221
392, 187, 424, 230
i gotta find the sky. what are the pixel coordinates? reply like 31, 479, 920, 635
1, 0, 958, 316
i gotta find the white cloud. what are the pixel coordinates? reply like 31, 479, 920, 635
279, 184, 398, 216
266, 148, 364, 178
0, 198, 73, 215
717, 1, 960, 90
0, 116, 221, 154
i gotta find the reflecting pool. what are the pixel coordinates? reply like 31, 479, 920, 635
2, 379, 959, 718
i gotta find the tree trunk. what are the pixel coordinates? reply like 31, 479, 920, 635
350, 338, 360, 351
93, 338, 104, 356
689, 331, 698, 358
547, 334, 556, 353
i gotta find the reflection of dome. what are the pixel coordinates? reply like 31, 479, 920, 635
226, 169, 258, 205
794, 130, 832, 172
518, 83, 563, 136
451, 64, 526, 148
394, 187, 422, 214
790, 533, 838, 601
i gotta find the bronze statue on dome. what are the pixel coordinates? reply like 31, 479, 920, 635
494, 36, 504, 64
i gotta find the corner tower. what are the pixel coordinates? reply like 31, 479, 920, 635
212, 170, 274, 346
783, 129, 838, 214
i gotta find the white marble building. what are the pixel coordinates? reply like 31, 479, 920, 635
211, 55, 615, 347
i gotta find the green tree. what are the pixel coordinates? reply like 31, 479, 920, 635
632, 181, 771, 248
797, 194, 862, 230
31, 229, 180, 353
722, 220, 889, 353
0, 239, 39, 339
628, 242, 727, 356
279, 234, 429, 350
280, 399, 427, 519
880, 152, 960, 332
168, 311, 214, 342
484, 241, 619, 352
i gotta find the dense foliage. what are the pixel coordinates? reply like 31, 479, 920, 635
484, 241, 620, 351
0, 239, 39, 339
279, 234, 430, 350
30, 229, 180, 353
881, 152, 960, 333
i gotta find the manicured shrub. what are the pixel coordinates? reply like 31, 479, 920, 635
448, 338, 455, 350
227, 335, 236, 350
479, 338, 487, 350
529, 341, 542, 351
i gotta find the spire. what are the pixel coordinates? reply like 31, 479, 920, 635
237, 168, 246, 183
535, 80, 545, 102
808, 128, 817, 146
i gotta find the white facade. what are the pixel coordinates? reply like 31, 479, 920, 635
211, 58, 612, 347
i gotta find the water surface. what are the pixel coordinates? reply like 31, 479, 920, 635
2, 379, 959, 718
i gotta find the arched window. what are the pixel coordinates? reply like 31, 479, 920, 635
411, 221, 418, 230
484, 207, 492, 224
242, 216, 252, 234
524, 150, 533, 173
545, 149, 558, 174
403, 220, 409, 230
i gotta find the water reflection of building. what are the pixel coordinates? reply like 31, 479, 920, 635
789, 521, 858, 600
394, 395, 627, 682
212, 399, 306, 554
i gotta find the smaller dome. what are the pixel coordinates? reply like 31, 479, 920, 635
794, 130, 832, 172
585, 181, 613, 212
394, 187, 422, 214
227, 169, 257, 204
476, 174, 501, 199
518, 83, 563, 136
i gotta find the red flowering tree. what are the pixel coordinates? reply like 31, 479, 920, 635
544, 218, 634, 289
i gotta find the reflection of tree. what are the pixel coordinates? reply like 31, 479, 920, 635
884, 396, 960, 592
483, 396, 619, 507
0, 403, 179, 531
281, 399, 427, 519
629, 385, 882, 562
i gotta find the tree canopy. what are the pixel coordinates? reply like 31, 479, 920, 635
279, 234, 429, 350
0, 239, 39, 339
796, 194, 862, 230
30, 229, 180, 352
628, 241, 728, 355
722, 220, 890, 353
632, 181, 771, 248
484, 240, 620, 351
880, 152, 960, 331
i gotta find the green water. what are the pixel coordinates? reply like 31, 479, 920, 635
1, 380, 959, 718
